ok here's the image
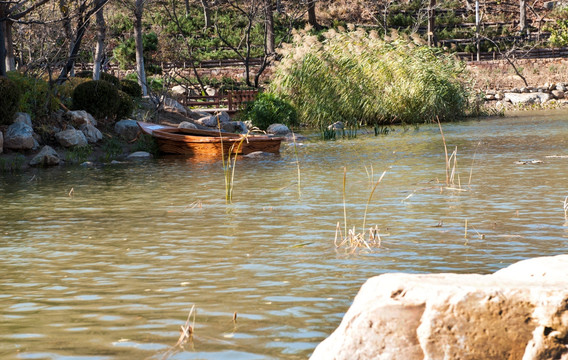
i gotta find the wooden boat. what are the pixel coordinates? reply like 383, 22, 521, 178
137, 121, 283, 156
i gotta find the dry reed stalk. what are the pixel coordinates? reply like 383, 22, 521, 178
175, 305, 195, 347
468, 141, 481, 187
437, 117, 450, 186
291, 131, 302, 199
564, 196, 568, 221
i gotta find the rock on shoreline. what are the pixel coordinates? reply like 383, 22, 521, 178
311, 255, 568, 360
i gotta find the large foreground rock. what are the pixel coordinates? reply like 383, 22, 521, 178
4, 122, 35, 150
115, 119, 140, 141
55, 129, 88, 148
310, 255, 568, 360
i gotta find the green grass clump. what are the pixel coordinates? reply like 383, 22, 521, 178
0, 76, 21, 125
270, 28, 470, 129
7, 71, 59, 121
75, 71, 121, 87
238, 92, 298, 130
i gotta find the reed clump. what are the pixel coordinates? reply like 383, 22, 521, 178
270, 27, 469, 129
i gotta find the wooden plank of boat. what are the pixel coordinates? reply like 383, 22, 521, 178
137, 121, 283, 156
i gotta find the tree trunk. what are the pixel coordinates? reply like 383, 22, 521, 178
427, 0, 437, 46
519, 0, 527, 34
4, 20, 15, 71
184, 0, 190, 15
57, 9, 89, 84
200, 0, 211, 29
307, 0, 319, 29
0, 20, 6, 77
265, 0, 275, 54
93, 0, 106, 80
134, 0, 147, 96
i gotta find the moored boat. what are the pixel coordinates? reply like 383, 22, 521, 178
137, 121, 283, 156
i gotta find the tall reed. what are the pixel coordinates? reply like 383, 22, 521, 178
270, 27, 469, 128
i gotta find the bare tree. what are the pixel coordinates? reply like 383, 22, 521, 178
265, 0, 275, 54
200, 0, 212, 29
133, 0, 148, 96
307, 0, 319, 29
93, 0, 106, 80
519, 0, 527, 34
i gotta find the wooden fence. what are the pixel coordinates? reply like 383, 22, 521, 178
181, 89, 258, 114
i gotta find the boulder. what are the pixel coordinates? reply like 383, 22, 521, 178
221, 121, 248, 133
80, 124, 103, 143
65, 110, 97, 127
556, 83, 567, 92
196, 115, 220, 128
114, 119, 140, 142
504, 92, 552, 105
127, 151, 152, 159
267, 123, 291, 135
178, 121, 198, 130
215, 111, 231, 124
552, 90, 565, 100
171, 85, 188, 96
4, 122, 35, 150
187, 110, 213, 121
161, 96, 188, 115
55, 129, 88, 148
310, 255, 568, 360
29, 145, 61, 167
14, 112, 32, 127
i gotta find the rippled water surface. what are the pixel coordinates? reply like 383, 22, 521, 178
2, 111, 568, 359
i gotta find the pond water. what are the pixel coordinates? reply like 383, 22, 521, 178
1, 111, 568, 359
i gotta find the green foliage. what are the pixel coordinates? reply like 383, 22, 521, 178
116, 90, 135, 120
113, 32, 159, 69
119, 79, 142, 98
100, 136, 124, 162
270, 28, 469, 128
6, 72, 59, 121
135, 134, 159, 155
0, 76, 21, 126
72, 80, 120, 121
549, 19, 568, 47
238, 92, 298, 130
56, 77, 90, 108
75, 71, 121, 87
66, 145, 93, 164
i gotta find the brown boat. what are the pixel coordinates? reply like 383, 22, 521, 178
137, 121, 283, 156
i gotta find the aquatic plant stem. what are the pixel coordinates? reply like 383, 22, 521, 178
437, 117, 450, 186
292, 131, 302, 199
362, 170, 387, 231
343, 167, 347, 237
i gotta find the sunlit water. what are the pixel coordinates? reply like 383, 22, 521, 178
1, 111, 568, 359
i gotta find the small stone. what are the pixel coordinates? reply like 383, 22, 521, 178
495, 93, 504, 100
127, 151, 152, 159
551, 90, 565, 99
267, 123, 291, 135
29, 145, 61, 167
556, 84, 566, 92
328, 121, 345, 130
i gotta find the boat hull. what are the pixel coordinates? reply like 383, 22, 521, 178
137, 121, 283, 156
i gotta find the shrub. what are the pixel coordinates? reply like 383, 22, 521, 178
72, 80, 120, 121
7, 71, 59, 121
56, 77, 91, 108
119, 79, 142, 98
75, 71, 121, 87
239, 92, 298, 130
0, 77, 21, 125
270, 28, 469, 128
115, 90, 135, 120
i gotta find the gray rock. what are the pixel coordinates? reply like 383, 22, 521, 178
557, 83, 567, 92
221, 121, 247, 133
328, 121, 345, 130
243, 151, 275, 158
29, 145, 61, 167
267, 123, 291, 135
196, 115, 220, 128
494, 92, 504, 100
66, 110, 97, 127
161, 96, 188, 115
0, 131, 3, 154
215, 111, 231, 124
55, 129, 88, 148
205, 86, 216, 96
80, 124, 103, 143
115, 119, 140, 142
504, 92, 551, 105
14, 112, 32, 127
552, 90, 565, 99
186, 110, 213, 121
171, 85, 188, 96
178, 121, 198, 130
310, 255, 568, 360
127, 151, 152, 159
4, 122, 35, 150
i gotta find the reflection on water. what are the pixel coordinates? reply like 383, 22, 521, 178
1, 111, 568, 359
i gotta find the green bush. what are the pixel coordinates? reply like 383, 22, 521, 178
119, 79, 142, 98
270, 28, 469, 127
56, 77, 91, 108
0, 77, 21, 125
75, 71, 121, 87
116, 90, 135, 120
7, 72, 59, 121
72, 80, 120, 121
239, 92, 298, 130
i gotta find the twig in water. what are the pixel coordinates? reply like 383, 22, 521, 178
175, 305, 195, 347
564, 196, 568, 221
68, 188, 74, 197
